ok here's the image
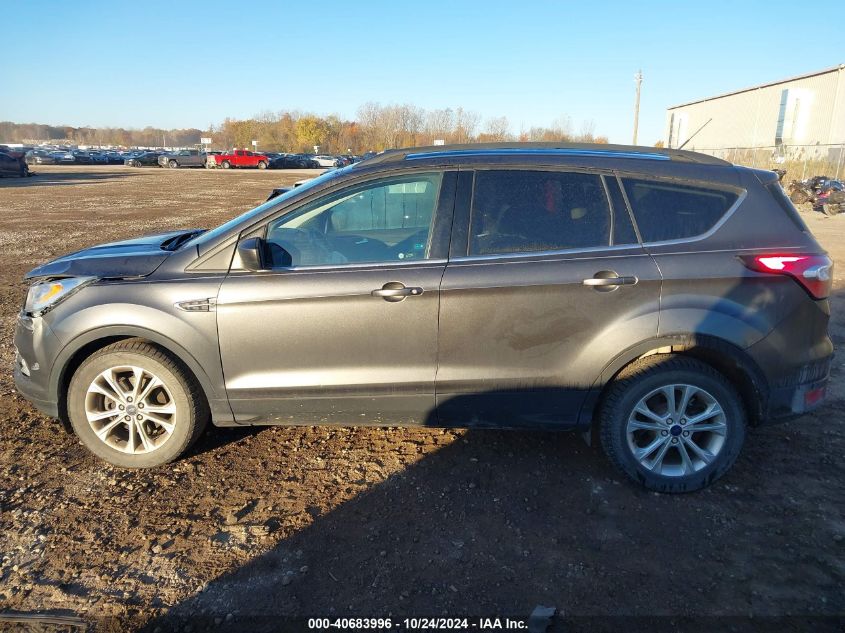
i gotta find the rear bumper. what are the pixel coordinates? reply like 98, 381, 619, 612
763, 356, 832, 422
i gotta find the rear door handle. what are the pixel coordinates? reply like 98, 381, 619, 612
371, 282, 423, 302
582, 276, 638, 287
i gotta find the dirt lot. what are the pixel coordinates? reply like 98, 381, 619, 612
0, 165, 843, 632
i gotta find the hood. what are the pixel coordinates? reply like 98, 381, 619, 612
25, 229, 203, 280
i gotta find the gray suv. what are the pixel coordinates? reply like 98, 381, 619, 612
157, 149, 206, 168
14, 144, 833, 492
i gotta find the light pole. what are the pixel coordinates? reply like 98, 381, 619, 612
633, 70, 643, 145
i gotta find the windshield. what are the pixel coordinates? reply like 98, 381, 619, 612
183, 166, 352, 251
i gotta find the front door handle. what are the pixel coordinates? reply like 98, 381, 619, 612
582, 271, 638, 290
371, 282, 423, 302
582, 276, 638, 286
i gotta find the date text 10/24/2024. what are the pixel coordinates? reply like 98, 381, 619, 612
308, 617, 530, 630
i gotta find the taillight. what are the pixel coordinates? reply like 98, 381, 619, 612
741, 254, 833, 299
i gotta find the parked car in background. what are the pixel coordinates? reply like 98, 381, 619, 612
268, 153, 308, 169
125, 152, 162, 167
51, 150, 76, 164
0, 151, 29, 177
211, 150, 270, 169
157, 150, 207, 168
0, 145, 30, 159
312, 154, 340, 167
268, 154, 291, 169
71, 151, 93, 165
290, 154, 311, 167
25, 150, 57, 165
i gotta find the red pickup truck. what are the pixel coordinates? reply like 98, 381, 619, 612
211, 150, 270, 169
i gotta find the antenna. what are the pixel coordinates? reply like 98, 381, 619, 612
678, 118, 712, 150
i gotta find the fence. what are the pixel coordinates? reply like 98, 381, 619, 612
688, 143, 845, 182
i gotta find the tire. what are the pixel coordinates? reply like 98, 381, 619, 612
599, 355, 746, 493
257, 161, 267, 170
67, 339, 208, 468
822, 204, 840, 217
789, 190, 809, 205
168, 160, 178, 169
221, 161, 231, 169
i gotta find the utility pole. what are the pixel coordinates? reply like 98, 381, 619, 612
633, 69, 643, 145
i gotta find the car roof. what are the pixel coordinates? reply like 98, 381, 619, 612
358, 142, 729, 167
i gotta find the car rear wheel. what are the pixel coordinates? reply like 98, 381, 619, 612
600, 355, 745, 493
67, 340, 208, 468
822, 204, 840, 216
221, 161, 231, 169
168, 160, 178, 169
257, 161, 267, 169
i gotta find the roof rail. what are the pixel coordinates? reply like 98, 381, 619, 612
358, 142, 730, 166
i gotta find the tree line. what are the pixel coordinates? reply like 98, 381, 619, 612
1, 104, 608, 153
0, 121, 205, 149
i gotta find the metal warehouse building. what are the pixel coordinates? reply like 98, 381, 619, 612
665, 64, 845, 175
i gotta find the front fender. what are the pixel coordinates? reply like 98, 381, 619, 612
44, 279, 233, 424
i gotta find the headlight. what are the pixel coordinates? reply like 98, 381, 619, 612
25, 277, 95, 317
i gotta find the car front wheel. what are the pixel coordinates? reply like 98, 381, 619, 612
600, 355, 745, 493
67, 339, 208, 468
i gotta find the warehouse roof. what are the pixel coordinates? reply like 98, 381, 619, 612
667, 63, 844, 110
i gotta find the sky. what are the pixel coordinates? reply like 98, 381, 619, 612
1, 0, 843, 145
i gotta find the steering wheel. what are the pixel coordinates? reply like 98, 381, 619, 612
267, 227, 346, 266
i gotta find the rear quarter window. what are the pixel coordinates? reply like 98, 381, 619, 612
622, 178, 739, 242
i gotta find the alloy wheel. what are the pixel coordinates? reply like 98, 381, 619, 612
84, 365, 176, 454
626, 383, 727, 477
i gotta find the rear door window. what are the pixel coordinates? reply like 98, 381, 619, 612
622, 178, 739, 242
469, 170, 611, 256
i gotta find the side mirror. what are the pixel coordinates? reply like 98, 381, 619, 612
237, 237, 268, 271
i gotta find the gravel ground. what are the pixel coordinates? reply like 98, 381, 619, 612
0, 166, 843, 632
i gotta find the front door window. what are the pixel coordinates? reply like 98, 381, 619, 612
265, 173, 443, 267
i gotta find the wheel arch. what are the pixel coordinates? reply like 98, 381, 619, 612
52, 326, 230, 427
580, 334, 769, 430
